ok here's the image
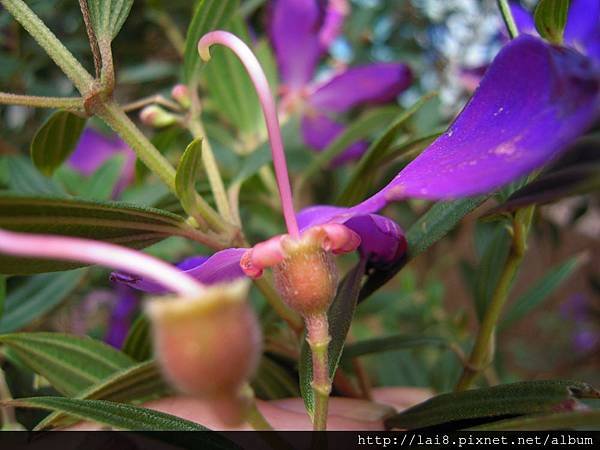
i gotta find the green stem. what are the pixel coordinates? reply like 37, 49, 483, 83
1, 0, 94, 93
497, 0, 520, 39
95, 101, 177, 192
188, 118, 234, 224
245, 400, 273, 431
456, 206, 534, 391
0, 93, 84, 110
305, 313, 332, 431
254, 277, 303, 332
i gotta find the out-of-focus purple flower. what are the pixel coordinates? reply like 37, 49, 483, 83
350, 35, 600, 212
561, 293, 600, 353
270, 0, 412, 162
68, 128, 136, 197
104, 285, 140, 349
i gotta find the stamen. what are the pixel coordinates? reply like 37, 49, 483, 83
198, 31, 300, 239
0, 229, 204, 297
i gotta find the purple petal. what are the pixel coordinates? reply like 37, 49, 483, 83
297, 205, 407, 264
350, 35, 600, 214
564, 0, 600, 61
68, 128, 136, 195
508, 2, 537, 36
111, 248, 247, 294
269, 0, 324, 90
318, 0, 348, 49
308, 63, 412, 113
104, 285, 139, 349
301, 111, 369, 163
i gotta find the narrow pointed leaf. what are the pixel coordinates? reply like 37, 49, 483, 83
183, 0, 239, 83
0, 332, 135, 396
468, 410, 600, 430
30, 111, 86, 177
342, 335, 448, 360
122, 315, 152, 362
384, 380, 600, 430
299, 257, 367, 414
88, 0, 134, 40
0, 195, 199, 274
175, 138, 206, 222
0, 269, 86, 333
7, 397, 210, 431
534, 0, 570, 44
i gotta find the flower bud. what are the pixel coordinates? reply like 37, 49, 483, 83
171, 84, 191, 109
139, 105, 178, 128
147, 280, 261, 425
272, 232, 339, 317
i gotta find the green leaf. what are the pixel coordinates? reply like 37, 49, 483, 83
36, 360, 169, 430
8, 397, 211, 431
0, 269, 86, 333
183, 0, 240, 83
122, 315, 152, 362
360, 197, 487, 302
468, 410, 600, 430
7, 156, 65, 196
30, 111, 86, 177
175, 138, 206, 222
299, 106, 400, 190
88, 0, 134, 40
337, 93, 436, 206
500, 255, 583, 330
0, 332, 135, 396
0, 195, 200, 274
384, 380, 599, 430
251, 356, 299, 400
534, 0, 570, 44
342, 335, 448, 360
299, 257, 367, 414
203, 16, 263, 135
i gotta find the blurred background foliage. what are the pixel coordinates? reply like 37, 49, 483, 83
0, 0, 598, 421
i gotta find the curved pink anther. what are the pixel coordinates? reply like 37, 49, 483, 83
0, 229, 204, 297
240, 235, 285, 278
199, 31, 300, 239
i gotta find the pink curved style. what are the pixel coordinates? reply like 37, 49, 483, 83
0, 229, 204, 297
198, 31, 300, 239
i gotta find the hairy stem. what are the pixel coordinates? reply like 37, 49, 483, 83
0, 93, 84, 111
456, 206, 534, 391
78, 0, 101, 78
1, 0, 94, 93
305, 313, 332, 431
497, 0, 520, 40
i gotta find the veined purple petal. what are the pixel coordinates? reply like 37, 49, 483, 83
350, 35, 600, 213
308, 63, 412, 113
111, 248, 247, 294
68, 128, 136, 195
564, 0, 600, 61
301, 111, 369, 162
269, 0, 323, 90
297, 205, 407, 264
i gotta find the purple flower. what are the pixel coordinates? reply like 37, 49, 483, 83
68, 128, 136, 197
270, 0, 412, 162
104, 285, 140, 349
461, 0, 600, 90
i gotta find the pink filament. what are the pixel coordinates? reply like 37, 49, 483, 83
0, 229, 204, 297
198, 31, 300, 239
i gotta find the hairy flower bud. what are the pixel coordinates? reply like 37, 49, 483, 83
171, 84, 191, 109
139, 105, 178, 128
147, 280, 261, 425
272, 232, 339, 317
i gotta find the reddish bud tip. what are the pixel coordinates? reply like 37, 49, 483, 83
147, 280, 261, 425
139, 105, 178, 128
171, 84, 191, 109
